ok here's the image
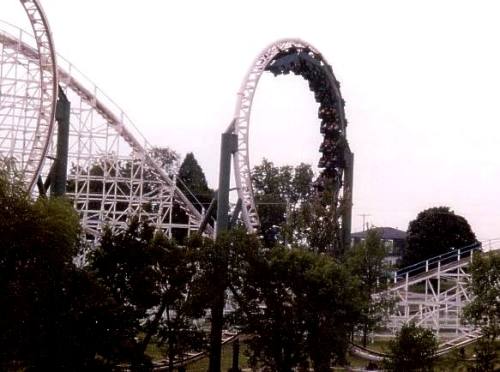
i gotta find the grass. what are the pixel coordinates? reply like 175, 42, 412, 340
185, 342, 250, 372
145, 340, 166, 361
147, 337, 499, 371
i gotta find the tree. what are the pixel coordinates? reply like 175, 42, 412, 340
283, 186, 346, 256
234, 246, 363, 372
187, 228, 261, 372
251, 159, 314, 246
147, 232, 207, 372
0, 175, 135, 370
383, 322, 438, 372
173, 152, 214, 243
251, 160, 349, 255
89, 219, 206, 370
346, 229, 392, 346
463, 252, 500, 371
90, 220, 161, 326
403, 207, 477, 266
177, 152, 213, 207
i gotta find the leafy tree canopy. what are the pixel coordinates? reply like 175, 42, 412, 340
463, 252, 500, 371
402, 206, 477, 267
251, 159, 314, 247
234, 245, 363, 372
89, 219, 207, 369
383, 322, 438, 372
345, 229, 393, 346
0, 176, 134, 371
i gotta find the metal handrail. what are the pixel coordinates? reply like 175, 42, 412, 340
393, 241, 482, 283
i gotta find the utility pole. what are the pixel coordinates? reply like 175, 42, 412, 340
358, 214, 371, 232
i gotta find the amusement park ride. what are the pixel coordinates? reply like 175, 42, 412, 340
1, 0, 498, 358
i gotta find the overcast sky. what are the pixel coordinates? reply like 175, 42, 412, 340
3, 0, 500, 240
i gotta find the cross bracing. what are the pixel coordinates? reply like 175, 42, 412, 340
0, 21, 213, 239
382, 239, 500, 348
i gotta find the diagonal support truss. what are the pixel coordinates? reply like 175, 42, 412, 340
382, 240, 500, 347
0, 23, 213, 239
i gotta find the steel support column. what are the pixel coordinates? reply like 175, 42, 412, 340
51, 87, 70, 197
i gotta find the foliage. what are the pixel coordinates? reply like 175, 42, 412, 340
284, 186, 347, 256
177, 152, 213, 205
187, 228, 261, 372
89, 219, 206, 370
251, 159, 314, 246
383, 322, 438, 372
463, 252, 500, 371
173, 152, 214, 243
345, 229, 393, 346
403, 206, 477, 266
0, 176, 134, 370
152, 232, 207, 371
90, 220, 161, 320
251, 159, 348, 255
234, 245, 363, 372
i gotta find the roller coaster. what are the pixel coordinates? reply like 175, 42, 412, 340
1, 0, 498, 357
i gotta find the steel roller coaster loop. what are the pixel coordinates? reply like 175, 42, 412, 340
0, 1, 57, 191
232, 39, 352, 238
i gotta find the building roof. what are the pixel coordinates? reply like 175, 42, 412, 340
351, 227, 406, 240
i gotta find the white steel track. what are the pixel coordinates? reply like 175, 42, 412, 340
233, 39, 327, 232
14, 1, 57, 192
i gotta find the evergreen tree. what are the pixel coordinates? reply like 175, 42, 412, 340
177, 152, 213, 206
173, 153, 214, 243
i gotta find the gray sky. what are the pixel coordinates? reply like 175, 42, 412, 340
3, 0, 500, 240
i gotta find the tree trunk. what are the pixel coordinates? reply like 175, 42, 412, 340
167, 304, 175, 372
230, 338, 240, 372
363, 323, 368, 347
141, 294, 168, 354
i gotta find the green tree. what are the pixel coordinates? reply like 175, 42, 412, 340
463, 252, 500, 371
177, 152, 213, 206
173, 152, 214, 243
148, 233, 207, 372
251, 159, 348, 255
403, 207, 477, 266
383, 322, 438, 372
187, 229, 261, 372
90, 220, 161, 324
346, 229, 392, 346
283, 186, 346, 256
234, 246, 363, 372
251, 159, 314, 246
89, 219, 206, 369
0, 175, 134, 370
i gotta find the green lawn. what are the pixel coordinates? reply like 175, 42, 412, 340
147, 337, 498, 371
185, 342, 249, 372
